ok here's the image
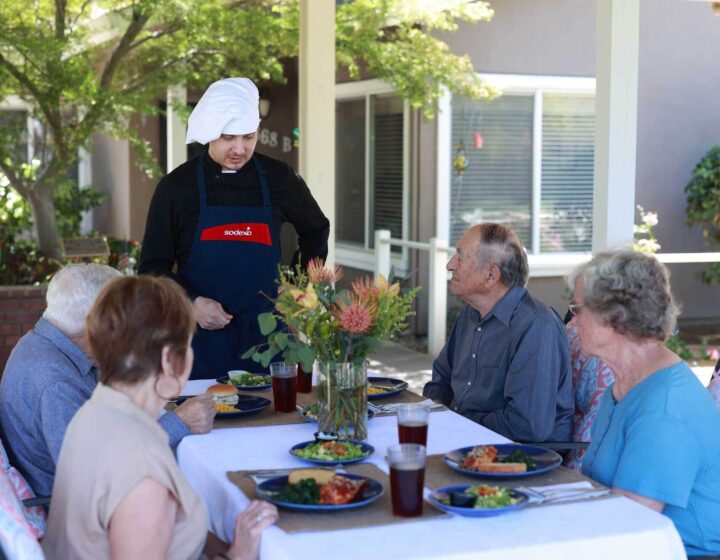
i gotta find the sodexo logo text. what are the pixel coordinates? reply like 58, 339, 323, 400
224, 227, 253, 236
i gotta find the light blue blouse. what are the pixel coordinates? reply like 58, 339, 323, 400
583, 362, 720, 556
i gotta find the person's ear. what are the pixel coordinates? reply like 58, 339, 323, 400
484, 263, 500, 287
160, 345, 174, 377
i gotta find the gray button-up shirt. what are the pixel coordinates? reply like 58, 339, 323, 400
424, 286, 574, 442
0, 319, 189, 496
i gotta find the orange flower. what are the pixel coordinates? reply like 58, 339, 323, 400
307, 257, 344, 285
334, 294, 377, 334
352, 277, 379, 302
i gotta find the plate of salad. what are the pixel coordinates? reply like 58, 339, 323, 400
216, 372, 272, 391
428, 484, 530, 517
290, 440, 374, 465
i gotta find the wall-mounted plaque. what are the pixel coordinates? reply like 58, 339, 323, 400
61, 237, 110, 258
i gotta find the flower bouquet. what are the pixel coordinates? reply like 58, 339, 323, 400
243, 258, 419, 440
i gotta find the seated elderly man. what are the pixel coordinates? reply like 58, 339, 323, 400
0, 264, 215, 497
423, 223, 574, 442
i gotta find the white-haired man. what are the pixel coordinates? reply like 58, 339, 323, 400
139, 77, 329, 379
0, 264, 215, 497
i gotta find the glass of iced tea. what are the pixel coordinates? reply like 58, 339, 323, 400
269, 362, 297, 413
397, 404, 429, 446
386, 443, 426, 517
296, 362, 312, 393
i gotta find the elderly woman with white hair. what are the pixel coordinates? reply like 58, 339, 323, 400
571, 251, 720, 557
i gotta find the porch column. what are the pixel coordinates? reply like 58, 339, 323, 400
592, 0, 640, 251
166, 85, 187, 173
299, 0, 336, 265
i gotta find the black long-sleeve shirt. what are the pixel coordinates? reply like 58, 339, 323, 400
139, 150, 329, 299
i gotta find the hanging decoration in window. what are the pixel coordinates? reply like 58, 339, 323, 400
452, 142, 468, 174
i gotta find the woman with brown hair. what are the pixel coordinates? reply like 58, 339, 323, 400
42, 276, 277, 559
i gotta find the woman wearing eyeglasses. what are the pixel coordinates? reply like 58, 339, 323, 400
571, 251, 720, 558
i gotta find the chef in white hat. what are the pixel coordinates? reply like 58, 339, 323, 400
139, 77, 329, 379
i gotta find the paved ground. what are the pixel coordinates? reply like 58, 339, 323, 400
371, 342, 715, 393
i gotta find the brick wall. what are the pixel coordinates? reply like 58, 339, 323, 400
0, 286, 47, 375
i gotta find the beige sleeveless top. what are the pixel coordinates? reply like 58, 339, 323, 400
42, 384, 207, 559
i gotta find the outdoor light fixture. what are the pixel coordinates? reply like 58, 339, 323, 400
259, 89, 271, 119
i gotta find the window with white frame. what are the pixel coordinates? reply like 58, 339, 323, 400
449, 75, 595, 254
335, 80, 409, 271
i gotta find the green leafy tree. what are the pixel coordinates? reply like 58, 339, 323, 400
0, 0, 495, 260
685, 145, 720, 284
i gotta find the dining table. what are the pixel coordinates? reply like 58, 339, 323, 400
176, 378, 687, 560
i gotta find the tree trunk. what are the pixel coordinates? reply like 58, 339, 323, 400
27, 189, 62, 261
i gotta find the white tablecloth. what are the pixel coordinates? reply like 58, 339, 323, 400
177, 382, 686, 560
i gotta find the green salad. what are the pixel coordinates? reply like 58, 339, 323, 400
464, 485, 521, 509
227, 373, 269, 387
276, 479, 321, 505
497, 450, 536, 470
294, 441, 369, 461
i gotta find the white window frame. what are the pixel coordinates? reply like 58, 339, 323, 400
438, 74, 596, 268
335, 79, 411, 276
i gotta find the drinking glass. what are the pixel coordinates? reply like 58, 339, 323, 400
269, 362, 297, 413
296, 362, 312, 393
397, 404, 429, 446
386, 443, 426, 517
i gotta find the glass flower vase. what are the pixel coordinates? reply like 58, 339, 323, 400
315, 361, 368, 441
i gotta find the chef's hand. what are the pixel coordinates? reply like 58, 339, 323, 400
225, 500, 279, 560
194, 296, 233, 330
174, 395, 215, 434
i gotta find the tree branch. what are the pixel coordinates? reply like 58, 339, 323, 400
55, 0, 66, 40
127, 23, 183, 51
0, 156, 29, 199
99, 7, 152, 90
0, 53, 61, 134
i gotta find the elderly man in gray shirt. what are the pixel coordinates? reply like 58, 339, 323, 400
423, 223, 573, 442
0, 264, 216, 497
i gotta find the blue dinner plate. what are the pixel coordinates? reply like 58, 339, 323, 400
215, 374, 272, 391
289, 440, 374, 465
176, 394, 271, 418
298, 404, 375, 423
256, 473, 384, 511
428, 484, 530, 517
443, 444, 563, 479
367, 376, 408, 400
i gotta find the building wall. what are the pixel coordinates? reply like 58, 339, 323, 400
635, 0, 720, 321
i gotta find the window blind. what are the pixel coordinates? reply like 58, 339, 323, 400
540, 94, 595, 253
450, 94, 533, 246
370, 95, 404, 250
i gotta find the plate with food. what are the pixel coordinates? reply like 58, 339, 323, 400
216, 371, 272, 391
256, 468, 384, 511
298, 403, 375, 423
290, 440, 374, 465
428, 484, 530, 517
200, 384, 271, 418
367, 376, 409, 400
443, 444, 562, 478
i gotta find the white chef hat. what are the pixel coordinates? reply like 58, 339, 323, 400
185, 77, 260, 145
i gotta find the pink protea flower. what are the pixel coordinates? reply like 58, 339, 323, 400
339, 303, 374, 334
352, 277, 379, 302
307, 257, 344, 285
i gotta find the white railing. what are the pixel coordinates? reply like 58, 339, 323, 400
373, 229, 720, 357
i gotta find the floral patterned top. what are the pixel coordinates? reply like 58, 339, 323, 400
565, 320, 615, 472
709, 359, 720, 410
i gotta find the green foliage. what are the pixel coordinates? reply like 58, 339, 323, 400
665, 334, 695, 362
685, 145, 720, 284
0, 240, 61, 285
0, 0, 496, 258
